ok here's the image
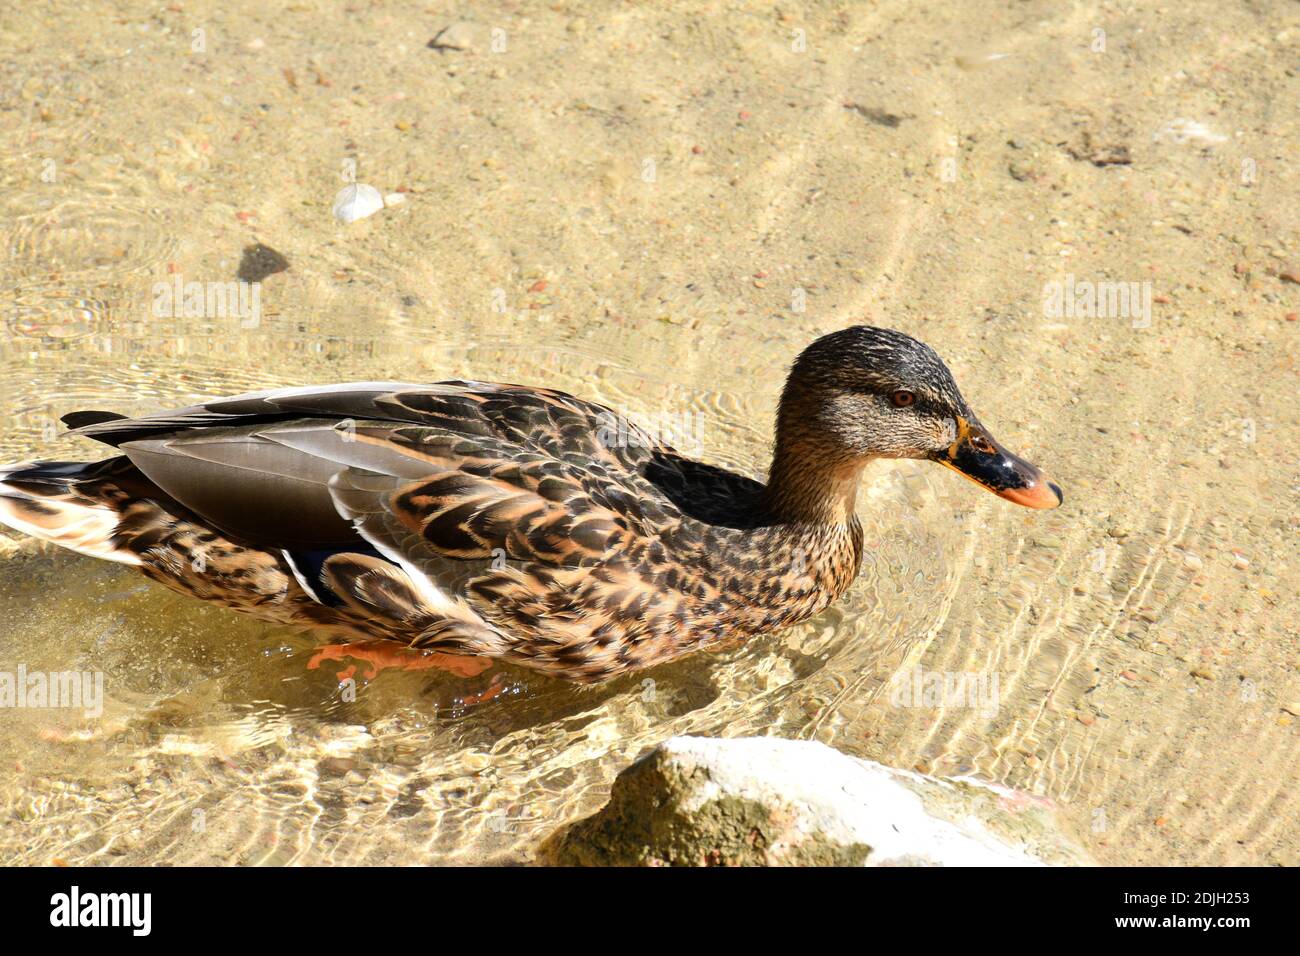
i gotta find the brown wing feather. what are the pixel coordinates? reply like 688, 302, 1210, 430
69, 380, 665, 475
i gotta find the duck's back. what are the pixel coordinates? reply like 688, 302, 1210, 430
66, 380, 675, 545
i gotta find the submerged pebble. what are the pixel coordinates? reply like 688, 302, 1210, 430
332, 183, 385, 224
428, 23, 475, 52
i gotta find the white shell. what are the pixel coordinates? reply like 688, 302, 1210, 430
1156, 118, 1227, 145
332, 183, 385, 224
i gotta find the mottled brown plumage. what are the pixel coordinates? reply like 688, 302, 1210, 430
0, 327, 1061, 683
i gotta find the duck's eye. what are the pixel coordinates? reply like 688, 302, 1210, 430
889, 390, 916, 408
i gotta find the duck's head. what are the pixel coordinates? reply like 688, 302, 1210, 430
773, 326, 1062, 510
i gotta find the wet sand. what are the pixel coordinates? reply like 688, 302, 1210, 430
0, 0, 1296, 865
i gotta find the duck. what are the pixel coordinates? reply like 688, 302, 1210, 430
0, 326, 1060, 683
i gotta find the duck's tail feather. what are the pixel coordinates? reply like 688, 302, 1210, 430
0, 458, 143, 565
60, 410, 128, 430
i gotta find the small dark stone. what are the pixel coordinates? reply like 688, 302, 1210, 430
1064, 130, 1132, 167
237, 243, 290, 283
844, 102, 907, 128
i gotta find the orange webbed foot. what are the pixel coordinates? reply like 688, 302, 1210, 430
307, 641, 494, 680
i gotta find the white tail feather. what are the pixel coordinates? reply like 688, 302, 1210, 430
0, 465, 141, 566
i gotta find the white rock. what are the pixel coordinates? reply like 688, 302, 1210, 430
1156, 118, 1227, 145
544, 736, 1093, 866
332, 183, 385, 224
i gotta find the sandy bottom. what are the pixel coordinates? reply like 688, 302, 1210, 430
0, 0, 1295, 865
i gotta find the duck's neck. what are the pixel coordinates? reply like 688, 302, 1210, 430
762, 435, 866, 526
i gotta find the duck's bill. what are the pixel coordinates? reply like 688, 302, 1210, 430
933, 422, 1063, 510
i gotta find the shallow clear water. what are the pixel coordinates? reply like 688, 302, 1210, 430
1, 0, 1295, 866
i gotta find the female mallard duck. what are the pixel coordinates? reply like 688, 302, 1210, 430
0, 326, 1060, 683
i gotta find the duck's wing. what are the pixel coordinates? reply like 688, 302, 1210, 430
64, 382, 423, 447
67, 380, 665, 474
65, 379, 675, 586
